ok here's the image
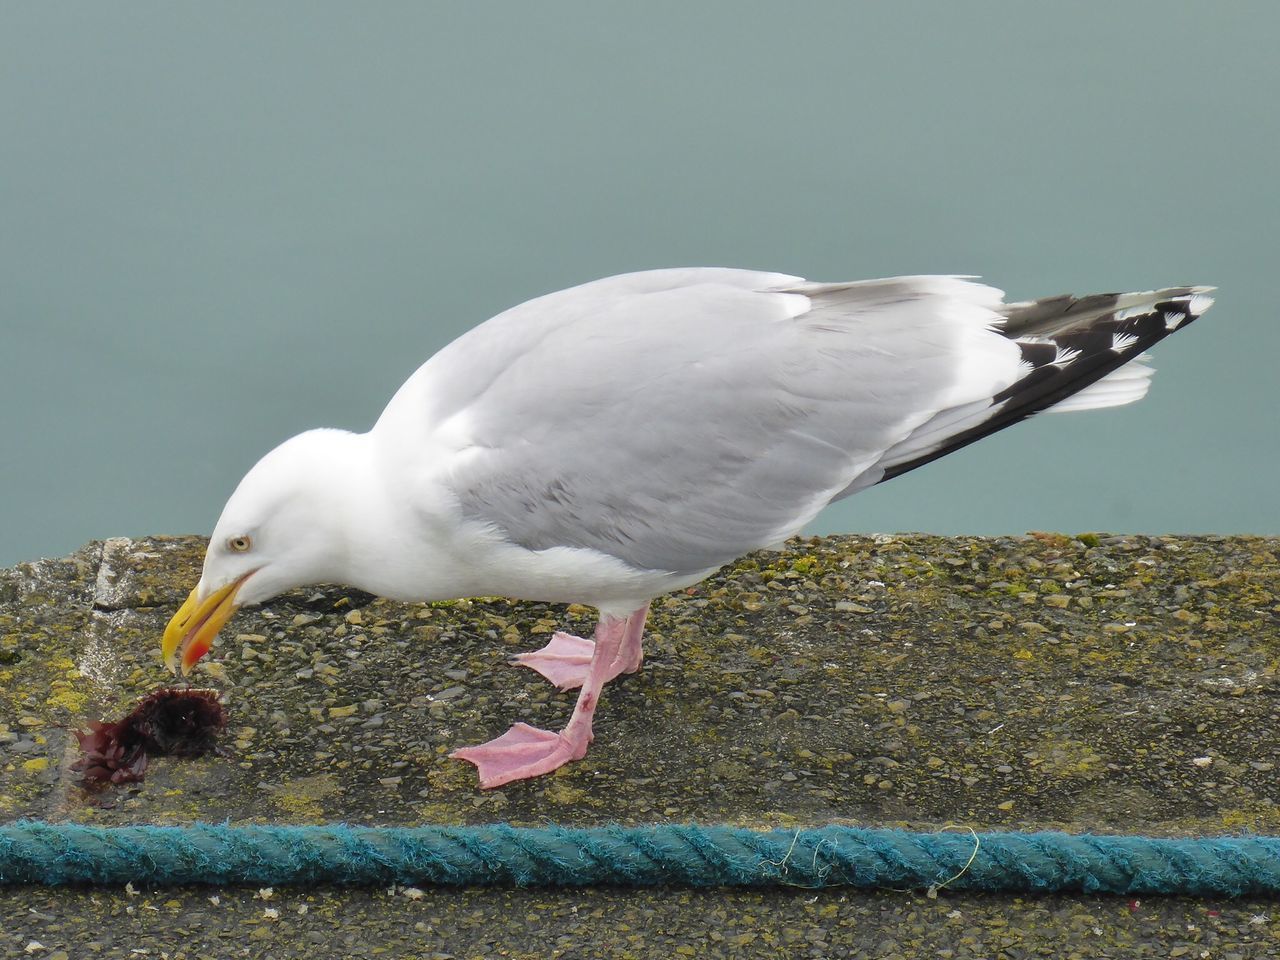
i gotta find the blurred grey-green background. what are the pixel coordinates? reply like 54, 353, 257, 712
2, 2, 1275, 567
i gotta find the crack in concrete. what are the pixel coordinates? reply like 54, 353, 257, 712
91, 601, 166, 612
39, 541, 119, 820
82, 540, 134, 698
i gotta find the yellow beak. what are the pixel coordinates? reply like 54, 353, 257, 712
162, 574, 251, 675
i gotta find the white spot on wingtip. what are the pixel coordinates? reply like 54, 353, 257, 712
1111, 332, 1140, 352
1187, 293, 1214, 316
1163, 310, 1186, 331
1052, 346, 1081, 366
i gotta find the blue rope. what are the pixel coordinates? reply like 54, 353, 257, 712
3, 822, 1280, 895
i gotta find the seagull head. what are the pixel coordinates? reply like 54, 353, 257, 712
163, 429, 362, 674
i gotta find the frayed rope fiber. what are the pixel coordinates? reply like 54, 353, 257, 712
2, 821, 1280, 895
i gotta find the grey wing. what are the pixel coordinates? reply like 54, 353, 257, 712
422, 270, 1023, 575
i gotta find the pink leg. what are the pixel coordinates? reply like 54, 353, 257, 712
613, 603, 649, 675
451, 606, 647, 788
512, 603, 650, 690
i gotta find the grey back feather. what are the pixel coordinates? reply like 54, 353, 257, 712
385, 271, 1010, 574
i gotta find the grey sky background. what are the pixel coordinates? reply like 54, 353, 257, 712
2, 2, 1276, 567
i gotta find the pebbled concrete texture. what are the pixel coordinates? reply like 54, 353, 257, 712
1, 533, 1278, 958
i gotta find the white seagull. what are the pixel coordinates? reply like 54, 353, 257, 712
162, 269, 1214, 787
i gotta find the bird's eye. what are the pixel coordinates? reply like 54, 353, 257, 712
227, 535, 252, 553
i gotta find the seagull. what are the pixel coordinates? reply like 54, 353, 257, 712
162, 269, 1214, 787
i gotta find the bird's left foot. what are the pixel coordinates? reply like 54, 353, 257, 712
510, 632, 595, 689
449, 722, 588, 788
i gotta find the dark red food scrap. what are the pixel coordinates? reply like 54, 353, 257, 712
73, 688, 227, 786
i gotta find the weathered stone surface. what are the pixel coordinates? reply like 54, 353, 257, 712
2, 533, 1279, 957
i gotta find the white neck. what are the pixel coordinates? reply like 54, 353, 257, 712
323, 431, 495, 602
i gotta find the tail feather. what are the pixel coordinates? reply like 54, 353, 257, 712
872, 285, 1214, 483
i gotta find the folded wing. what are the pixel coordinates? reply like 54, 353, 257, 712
381, 270, 1209, 576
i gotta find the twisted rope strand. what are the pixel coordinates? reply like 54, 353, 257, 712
1, 821, 1279, 896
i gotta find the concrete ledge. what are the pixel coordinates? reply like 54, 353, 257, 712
2, 533, 1278, 957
